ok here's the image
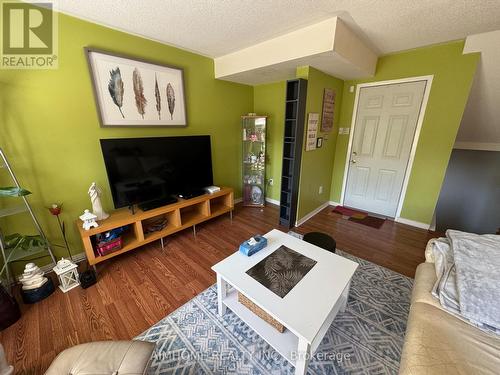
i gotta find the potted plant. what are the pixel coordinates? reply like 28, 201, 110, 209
0, 280, 21, 331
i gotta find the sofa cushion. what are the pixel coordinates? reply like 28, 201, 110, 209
45, 340, 155, 375
400, 302, 500, 375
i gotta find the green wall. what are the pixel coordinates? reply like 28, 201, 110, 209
253, 82, 286, 202
0, 11, 252, 264
331, 41, 479, 224
295, 67, 344, 220
0, 9, 479, 275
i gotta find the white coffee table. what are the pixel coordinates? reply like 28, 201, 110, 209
212, 229, 358, 375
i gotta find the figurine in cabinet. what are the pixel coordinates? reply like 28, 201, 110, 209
241, 115, 267, 207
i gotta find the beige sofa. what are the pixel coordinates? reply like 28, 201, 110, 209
399, 262, 500, 375
45, 340, 154, 375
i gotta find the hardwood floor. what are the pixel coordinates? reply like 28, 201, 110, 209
0, 203, 438, 374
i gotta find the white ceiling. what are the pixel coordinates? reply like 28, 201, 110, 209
456, 30, 500, 148
58, 0, 500, 58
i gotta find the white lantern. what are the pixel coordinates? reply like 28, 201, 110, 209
53, 258, 80, 293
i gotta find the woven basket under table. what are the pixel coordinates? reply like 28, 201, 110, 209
237, 292, 285, 333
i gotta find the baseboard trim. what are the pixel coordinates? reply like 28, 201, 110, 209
295, 201, 332, 227
286, 198, 430, 231
454, 142, 500, 152
235, 197, 279, 206
265, 197, 280, 206
41, 252, 88, 274
15, 252, 88, 281
395, 217, 430, 230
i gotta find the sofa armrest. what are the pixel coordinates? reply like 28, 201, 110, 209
424, 239, 437, 263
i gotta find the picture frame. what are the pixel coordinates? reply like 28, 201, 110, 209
85, 47, 187, 127
316, 137, 323, 148
321, 88, 336, 132
305, 113, 319, 151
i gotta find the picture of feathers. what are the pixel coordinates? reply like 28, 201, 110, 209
108, 67, 124, 118
166, 83, 175, 120
246, 246, 317, 298
154, 74, 161, 120
132, 68, 147, 119
86, 48, 187, 127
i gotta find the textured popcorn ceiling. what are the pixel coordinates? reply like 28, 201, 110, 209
58, 0, 500, 58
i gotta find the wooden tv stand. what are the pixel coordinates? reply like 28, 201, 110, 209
77, 187, 234, 266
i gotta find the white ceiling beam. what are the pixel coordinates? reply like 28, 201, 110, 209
214, 17, 377, 84
456, 30, 500, 146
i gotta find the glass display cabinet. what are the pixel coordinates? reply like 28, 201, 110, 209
242, 115, 267, 207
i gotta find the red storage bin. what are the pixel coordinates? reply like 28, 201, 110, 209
96, 237, 122, 256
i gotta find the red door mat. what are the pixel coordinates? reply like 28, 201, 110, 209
332, 205, 386, 229
332, 205, 367, 219
348, 215, 386, 229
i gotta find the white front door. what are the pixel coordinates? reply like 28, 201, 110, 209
344, 80, 427, 217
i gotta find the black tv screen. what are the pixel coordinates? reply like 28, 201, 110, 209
100, 136, 213, 208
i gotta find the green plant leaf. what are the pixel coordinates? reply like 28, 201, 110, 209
0, 187, 31, 197
4, 233, 46, 250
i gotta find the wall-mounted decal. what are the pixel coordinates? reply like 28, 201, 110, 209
85, 48, 187, 127
321, 88, 336, 132
305, 112, 319, 151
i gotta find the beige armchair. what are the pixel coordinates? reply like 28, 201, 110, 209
45, 340, 155, 375
0, 344, 14, 375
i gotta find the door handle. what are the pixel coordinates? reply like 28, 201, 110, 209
351, 159, 357, 164
352, 151, 357, 156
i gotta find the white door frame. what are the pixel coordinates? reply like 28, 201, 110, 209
339, 75, 434, 219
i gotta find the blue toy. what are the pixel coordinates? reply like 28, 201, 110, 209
239, 235, 268, 256
96, 225, 128, 243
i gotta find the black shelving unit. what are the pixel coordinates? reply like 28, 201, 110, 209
279, 78, 307, 227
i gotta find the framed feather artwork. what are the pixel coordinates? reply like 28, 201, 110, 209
85, 48, 187, 127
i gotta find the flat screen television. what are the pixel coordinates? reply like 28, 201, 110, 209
100, 136, 213, 209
